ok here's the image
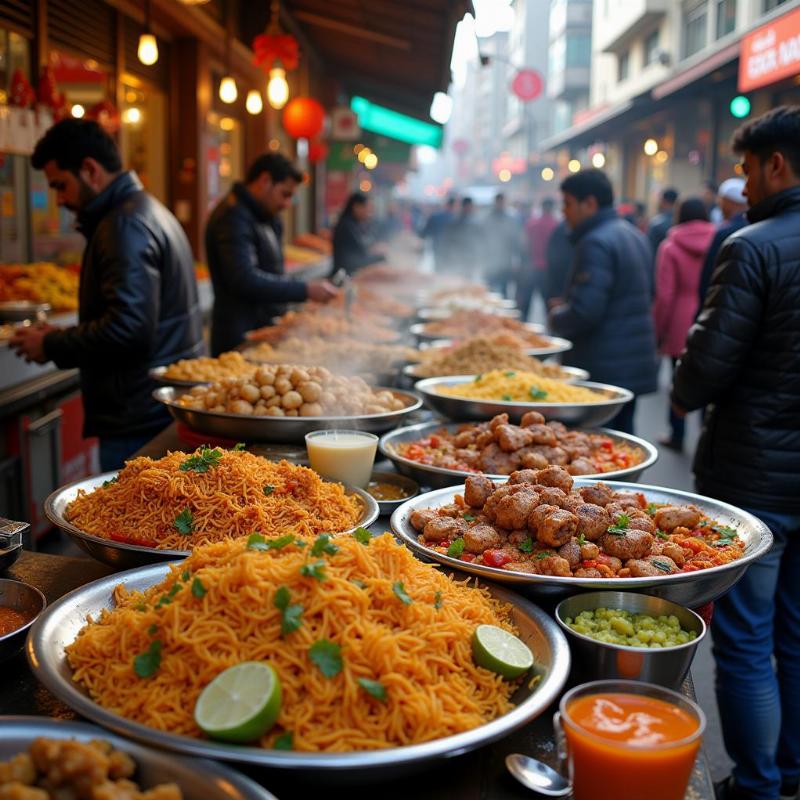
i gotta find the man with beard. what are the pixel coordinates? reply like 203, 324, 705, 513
11, 119, 203, 470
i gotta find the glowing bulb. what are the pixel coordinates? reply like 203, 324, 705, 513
70, 104, 85, 119
541, 167, 555, 181
498, 168, 512, 182
353, 143, 365, 155
122, 107, 142, 124
220, 117, 235, 131
359, 179, 372, 192
655, 150, 669, 164
246, 90, 263, 115
644, 138, 658, 156
364, 153, 378, 170
568, 159, 581, 173
267, 67, 289, 109
268, 138, 281, 151
357, 147, 371, 164
138, 33, 158, 66
219, 76, 238, 104
591, 152, 606, 168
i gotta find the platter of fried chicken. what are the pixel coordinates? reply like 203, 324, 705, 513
390, 468, 773, 606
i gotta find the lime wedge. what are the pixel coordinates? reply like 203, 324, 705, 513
472, 624, 534, 679
194, 662, 281, 743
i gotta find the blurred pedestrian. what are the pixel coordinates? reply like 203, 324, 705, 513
332, 192, 386, 276
672, 106, 800, 800
697, 178, 749, 304
517, 197, 557, 320
648, 187, 679, 255
205, 152, 339, 355
483, 193, 523, 298
10, 119, 204, 471
652, 197, 714, 450
421, 196, 456, 270
703, 179, 724, 223
440, 196, 482, 278
544, 220, 573, 306
549, 169, 658, 434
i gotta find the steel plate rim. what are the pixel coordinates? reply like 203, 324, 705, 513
378, 422, 659, 484
148, 366, 211, 388
26, 565, 570, 771
43, 471, 379, 562
0, 716, 278, 800
402, 364, 590, 383
389, 479, 773, 589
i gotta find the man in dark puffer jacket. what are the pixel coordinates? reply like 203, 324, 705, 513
672, 106, 800, 800
11, 119, 203, 471
549, 169, 658, 434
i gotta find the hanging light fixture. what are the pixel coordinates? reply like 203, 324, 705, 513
252, 1, 298, 110
137, 0, 159, 66
219, 1, 237, 104
267, 66, 289, 109
246, 89, 263, 114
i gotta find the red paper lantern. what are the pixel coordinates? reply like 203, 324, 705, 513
9, 68, 36, 108
308, 139, 329, 164
282, 97, 325, 140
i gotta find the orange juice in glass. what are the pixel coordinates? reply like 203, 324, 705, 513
558, 680, 705, 800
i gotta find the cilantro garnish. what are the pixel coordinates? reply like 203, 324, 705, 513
505, 371, 517, 378
519, 537, 534, 553
447, 538, 466, 557
656, 529, 669, 540
156, 582, 183, 608
174, 508, 193, 535
309, 640, 343, 678
147, 624, 158, 636
358, 677, 387, 703
434, 591, 443, 609
393, 581, 413, 605
263, 485, 274, 496
351, 579, 367, 589
274, 586, 304, 636
714, 525, 739, 540
352, 527, 371, 545
135, 603, 147, 612
529, 386, 548, 400
300, 560, 327, 581
311, 533, 339, 557
179, 447, 223, 473
474, 374, 483, 382
232, 442, 246, 451
645, 503, 659, 517
273, 732, 293, 750
102, 476, 119, 488
577, 533, 586, 546
247, 532, 296, 551
181, 570, 190, 581
502, 394, 512, 401
133, 639, 162, 678
191, 577, 206, 599
535, 551, 552, 560
606, 514, 630, 536
652, 559, 672, 573
463, 513, 476, 522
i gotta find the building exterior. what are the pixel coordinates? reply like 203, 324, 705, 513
541, 0, 800, 207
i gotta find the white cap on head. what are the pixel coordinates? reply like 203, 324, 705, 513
718, 178, 746, 204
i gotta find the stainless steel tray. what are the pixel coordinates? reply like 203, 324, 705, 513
44, 471, 379, 570
403, 363, 590, 383
0, 717, 276, 800
417, 307, 522, 321
390, 480, 773, 607
149, 365, 210, 388
379, 422, 658, 489
415, 375, 633, 427
0, 300, 50, 321
27, 563, 570, 774
153, 386, 423, 444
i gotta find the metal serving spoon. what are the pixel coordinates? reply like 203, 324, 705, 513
506, 753, 572, 797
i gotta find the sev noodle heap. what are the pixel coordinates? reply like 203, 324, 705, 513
66, 534, 520, 751
438, 370, 606, 404
64, 448, 362, 550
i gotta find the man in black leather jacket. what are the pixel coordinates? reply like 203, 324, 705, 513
549, 169, 658, 434
673, 107, 800, 800
205, 153, 338, 355
11, 119, 203, 471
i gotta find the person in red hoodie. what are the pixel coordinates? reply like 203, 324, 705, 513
653, 197, 715, 449
517, 197, 558, 320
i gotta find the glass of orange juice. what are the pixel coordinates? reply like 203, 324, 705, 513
305, 429, 378, 488
556, 680, 706, 800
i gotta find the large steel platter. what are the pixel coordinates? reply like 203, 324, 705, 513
390, 480, 773, 607
413, 333, 572, 359
153, 386, 423, 443
417, 306, 522, 321
415, 375, 633, 428
379, 422, 658, 489
149, 365, 208, 388
0, 717, 277, 800
43, 471, 379, 570
402, 363, 590, 383
27, 563, 570, 775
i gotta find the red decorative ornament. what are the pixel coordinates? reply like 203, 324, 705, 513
37, 66, 64, 112
87, 99, 121, 134
308, 139, 329, 164
253, 33, 299, 72
511, 68, 544, 102
9, 68, 36, 108
282, 97, 325, 140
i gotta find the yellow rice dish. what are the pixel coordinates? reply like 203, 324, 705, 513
437, 370, 606, 404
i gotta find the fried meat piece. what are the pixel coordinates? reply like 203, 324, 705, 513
464, 475, 495, 509
626, 555, 679, 576
508, 469, 539, 485
525, 424, 558, 446
626, 511, 657, 535
533, 466, 574, 494
574, 567, 602, 578
489, 413, 509, 430
495, 424, 534, 453
600, 529, 654, 560
574, 503, 610, 541
613, 491, 647, 509
520, 410, 545, 427
0, 754, 36, 786
478, 442, 520, 474
534, 486, 568, 508
518, 448, 549, 470
567, 457, 597, 476
529, 445, 569, 466
558, 538, 582, 568
579, 483, 615, 507
493, 489, 540, 530
530, 505, 578, 548
423, 516, 467, 542
579, 541, 600, 560
410, 509, 438, 531
654, 506, 703, 532
463, 524, 504, 554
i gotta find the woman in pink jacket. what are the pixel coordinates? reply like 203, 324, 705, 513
653, 197, 715, 450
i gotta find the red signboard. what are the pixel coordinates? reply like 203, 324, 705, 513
512, 69, 544, 102
739, 5, 800, 92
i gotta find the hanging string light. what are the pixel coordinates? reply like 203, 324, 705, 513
219, 0, 237, 104
252, 0, 299, 110
137, 0, 159, 66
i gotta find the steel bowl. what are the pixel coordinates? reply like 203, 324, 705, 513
415, 375, 633, 427
417, 306, 522, 321
555, 592, 706, 689
0, 518, 26, 571
27, 562, 571, 776
0, 717, 277, 800
403, 363, 590, 383
366, 470, 420, 515
379, 422, 658, 489
0, 300, 50, 322
0, 579, 46, 662
44, 472, 379, 570
153, 386, 423, 444
390, 479, 773, 607
148, 365, 210, 388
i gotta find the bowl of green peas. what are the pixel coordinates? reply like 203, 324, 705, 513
554, 591, 707, 689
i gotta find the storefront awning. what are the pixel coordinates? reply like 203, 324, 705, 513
538, 99, 635, 152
